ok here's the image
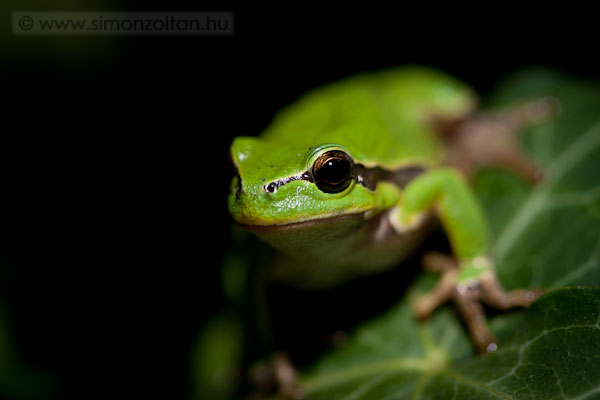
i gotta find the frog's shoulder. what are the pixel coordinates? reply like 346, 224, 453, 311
260, 67, 476, 169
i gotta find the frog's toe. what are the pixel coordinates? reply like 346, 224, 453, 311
414, 254, 546, 353
413, 267, 457, 320
249, 353, 304, 400
422, 252, 458, 273
273, 353, 304, 400
478, 271, 546, 309
452, 280, 499, 353
413, 262, 498, 353
413, 253, 458, 319
453, 271, 545, 353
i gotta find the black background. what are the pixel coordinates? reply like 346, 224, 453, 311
2, 3, 598, 400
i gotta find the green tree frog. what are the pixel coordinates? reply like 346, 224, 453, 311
228, 67, 549, 397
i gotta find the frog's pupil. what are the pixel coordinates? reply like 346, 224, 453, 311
320, 158, 349, 184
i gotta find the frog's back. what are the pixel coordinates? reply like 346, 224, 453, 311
260, 67, 475, 169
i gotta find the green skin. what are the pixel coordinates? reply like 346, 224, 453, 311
229, 67, 490, 289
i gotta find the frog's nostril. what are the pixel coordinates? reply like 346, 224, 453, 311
265, 182, 277, 193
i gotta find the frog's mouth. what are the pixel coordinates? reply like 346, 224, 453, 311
235, 211, 368, 234
235, 211, 376, 257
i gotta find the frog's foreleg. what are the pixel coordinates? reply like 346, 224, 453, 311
394, 167, 543, 353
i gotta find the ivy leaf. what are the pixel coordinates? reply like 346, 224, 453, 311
300, 288, 600, 400
293, 69, 600, 400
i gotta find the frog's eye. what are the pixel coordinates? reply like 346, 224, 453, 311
310, 150, 354, 193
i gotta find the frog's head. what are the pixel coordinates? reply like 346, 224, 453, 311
228, 137, 379, 227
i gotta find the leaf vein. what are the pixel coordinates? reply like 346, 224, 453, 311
441, 369, 515, 400
551, 238, 600, 288
495, 120, 600, 260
